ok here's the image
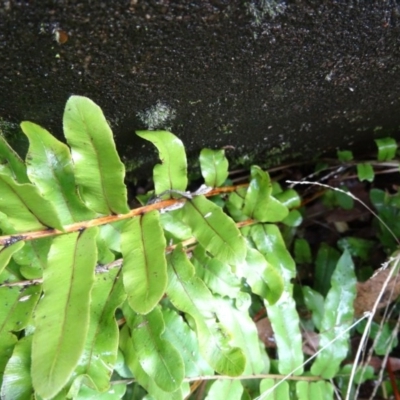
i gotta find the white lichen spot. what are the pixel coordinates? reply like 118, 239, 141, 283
137, 101, 176, 130
247, 0, 287, 26
325, 71, 334, 82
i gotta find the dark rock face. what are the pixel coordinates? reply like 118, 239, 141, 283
1, 1, 400, 172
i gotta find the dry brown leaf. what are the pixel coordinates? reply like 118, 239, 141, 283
354, 265, 400, 317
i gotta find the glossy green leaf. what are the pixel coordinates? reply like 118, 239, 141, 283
0, 259, 21, 284
295, 381, 309, 400
337, 150, 353, 162
0, 134, 29, 183
369, 189, 400, 251
183, 195, 246, 264
274, 188, 301, 209
314, 243, 340, 297
339, 364, 375, 385
250, 225, 303, 374
225, 188, 248, 222
243, 166, 289, 222
0, 241, 25, 275
121, 211, 167, 314
265, 295, 304, 375
119, 326, 189, 400
0, 334, 16, 384
0, 285, 41, 334
251, 224, 296, 289
0, 284, 41, 379
1, 336, 33, 400
260, 378, 289, 400
159, 208, 192, 242
13, 237, 51, 280
21, 121, 95, 224
206, 380, 243, 400
311, 250, 357, 379
161, 307, 213, 378
199, 148, 229, 187
294, 238, 312, 264
337, 237, 374, 261
0, 173, 64, 232
136, 130, 187, 196
356, 163, 374, 182
113, 350, 133, 379
242, 166, 271, 219
32, 228, 98, 399
76, 383, 126, 399
236, 247, 283, 305
63, 96, 129, 215
302, 286, 325, 330
123, 305, 184, 392
214, 296, 267, 375
167, 246, 246, 376
334, 187, 354, 210
70, 268, 126, 392
98, 221, 125, 253
296, 381, 334, 400
96, 234, 115, 265
282, 209, 303, 227
357, 320, 398, 356
261, 195, 289, 222
193, 246, 242, 298
375, 137, 397, 161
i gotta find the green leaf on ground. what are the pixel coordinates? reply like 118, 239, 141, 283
337, 150, 353, 162
375, 137, 398, 161
314, 243, 340, 297
311, 250, 357, 379
302, 286, 325, 330
294, 238, 312, 264
356, 163, 374, 182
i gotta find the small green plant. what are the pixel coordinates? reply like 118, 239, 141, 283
0, 96, 398, 400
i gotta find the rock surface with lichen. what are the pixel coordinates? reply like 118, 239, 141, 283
1, 1, 400, 177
